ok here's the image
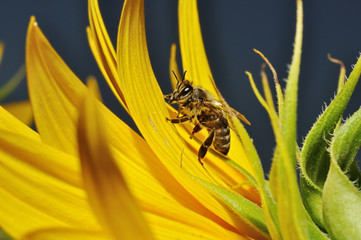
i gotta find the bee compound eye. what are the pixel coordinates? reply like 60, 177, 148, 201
181, 86, 193, 95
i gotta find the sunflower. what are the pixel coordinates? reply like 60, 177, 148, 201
2, 0, 361, 239
0, 0, 266, 239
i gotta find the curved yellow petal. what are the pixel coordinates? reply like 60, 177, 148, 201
178, 0, 216, 96
169, 43, 181, 90
78, 89, 154, 240
0, 130, 80, 187
26, 17, 87, 155
0, 187, 66, 240
116, 0, 256, 233
87, 0, 127, 109
22, 228, 108, 240
86, 76, 102, 101
0, 106, 39, 141
0, 41, 4, 65
146, 213, 250, 240
0, 132, 99, 239
2, 100, 33, 126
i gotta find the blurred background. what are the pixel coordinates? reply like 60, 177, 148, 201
0, 0, 361, 173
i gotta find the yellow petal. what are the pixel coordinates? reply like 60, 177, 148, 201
78, 86, 154, 239
0, 130, 80, 187
146, 213, 251, 240
2, 100, 33, 126
0, 41, 4, 65
178, 0, 216, 96
0, 131, 99, 239
116, 0, 256, 233
86, 76, 102, 101
26, 17, 88, 155
22, 228, 107, 240
0, 105, 39, 141
87, 0, 127, 109
169, 43, 181, 90
0, 187, 66, 240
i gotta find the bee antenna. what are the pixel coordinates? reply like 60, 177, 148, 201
182, 71, 187, 82
172, 70, 180, 83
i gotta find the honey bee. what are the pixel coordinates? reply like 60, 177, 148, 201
164, 71, 250, 165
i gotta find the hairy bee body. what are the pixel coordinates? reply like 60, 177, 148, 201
165, 71, 249, 165
182, 87, 231, 156
197, 108, 231, 155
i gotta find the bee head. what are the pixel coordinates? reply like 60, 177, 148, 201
164, 71, 193, 105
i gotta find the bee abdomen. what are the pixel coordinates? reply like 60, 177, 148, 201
213, 126, 230, 155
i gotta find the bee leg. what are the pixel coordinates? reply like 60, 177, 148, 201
163, 93, 172, 99
166, 116, 192, 123
190, 123, 202, 139
176, 108, 183, 117
198, 130, 215, 165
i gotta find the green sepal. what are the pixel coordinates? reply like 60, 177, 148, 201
0, 65, 25, 102
322, 107, 361, 239
189, 174, 270, 238
0, 229, 13, 240
323, 162, 361, 240
222, 157, 258, 188
300, 55, 361, 228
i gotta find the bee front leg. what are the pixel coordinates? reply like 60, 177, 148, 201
166, 116, 192, 124
198, 130, 215, 165
164, 93, 172, 99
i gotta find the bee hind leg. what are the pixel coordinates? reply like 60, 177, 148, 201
198, 130, 215, 165
190, 123, 202, 139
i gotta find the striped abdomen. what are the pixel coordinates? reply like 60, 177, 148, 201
213, 126, 231, 155
198, 112, 231, 156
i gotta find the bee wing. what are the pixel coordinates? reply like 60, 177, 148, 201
226, 105, 251, 125
207, 74, 250, 126
211, 100, 251, 126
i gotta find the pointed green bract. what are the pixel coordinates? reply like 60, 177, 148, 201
248, 1, 329, 238
300, 55, 361, 228
280, 0, 303, 160
189, 175, 269, 239
330, 107, 361, 184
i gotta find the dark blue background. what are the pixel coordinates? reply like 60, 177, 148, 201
1, 0, 361, 173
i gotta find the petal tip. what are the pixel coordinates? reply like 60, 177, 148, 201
29, 16, 38, 27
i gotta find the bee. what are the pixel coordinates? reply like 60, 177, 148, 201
164, 71, 250, 165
